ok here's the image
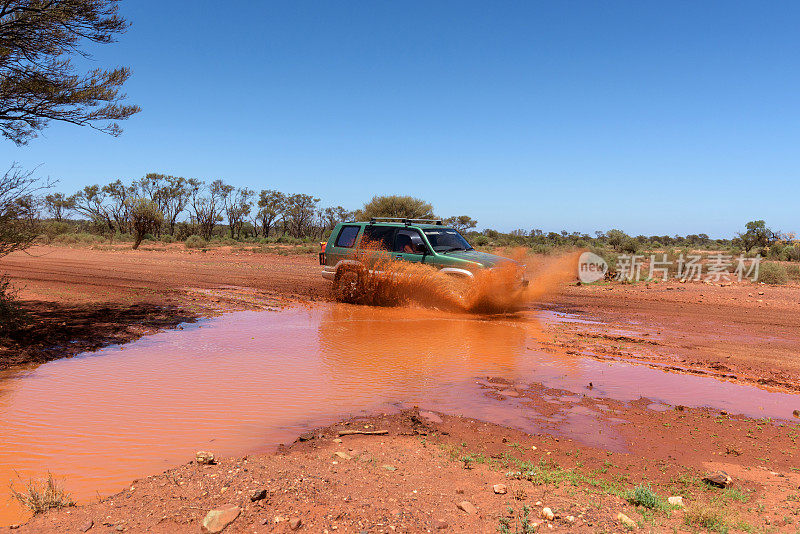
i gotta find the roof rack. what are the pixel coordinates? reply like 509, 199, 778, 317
369, 217, 443, 226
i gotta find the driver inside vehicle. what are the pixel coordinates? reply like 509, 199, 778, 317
396, 233, 415, 253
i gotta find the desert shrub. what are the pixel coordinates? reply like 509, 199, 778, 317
276, 235, 302, 245
786, 245, 800, 262
10, 473, 75, 514
684, 505, 729, 533
160, 234, 175, 243
0, 276, 26, 335
784, 263, 800, 282
621, 238, 640, 254
40, 221, 72, 241
767, 243, 784, 259
52, 232, 105, 245
185, 235, 207, 249
128, 198, 164, 250
627, 484, 666, 510
758, 262, 789, 285
175, 223, 194, 241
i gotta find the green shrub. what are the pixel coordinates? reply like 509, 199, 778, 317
40, 221, 72, 240
621, 238, 640, 254
52, 232, 106, 245
627, 484, 666, 510
185, 235, 207, 249
161, 234, 175, 243
759, 262, 789, 285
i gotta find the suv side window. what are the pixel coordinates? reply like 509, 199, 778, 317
335, 225, 360, 248
394, 229, 427, 254
363, 225, 396, 251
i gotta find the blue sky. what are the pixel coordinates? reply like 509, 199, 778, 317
2, 1, 799, 237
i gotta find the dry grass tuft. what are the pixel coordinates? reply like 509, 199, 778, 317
10, 473, 76, 514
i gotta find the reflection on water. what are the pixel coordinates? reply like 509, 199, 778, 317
0, 303, 798, 524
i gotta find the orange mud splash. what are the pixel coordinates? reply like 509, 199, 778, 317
338, 245, 580, 314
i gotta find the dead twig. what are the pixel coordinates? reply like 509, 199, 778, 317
337, 430, 389, 436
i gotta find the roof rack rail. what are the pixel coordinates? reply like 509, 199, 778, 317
369, 217, 443, 226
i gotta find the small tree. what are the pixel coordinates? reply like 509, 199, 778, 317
102, 179, 133, 233
43, 192, 75, 221
444, 215, 477, 232
71, 184, 115, 237
221, 186, 254, 239
256, 189, 286, 238
160, 175, 191, 236
284, 193, 320, 237
356, 195, 434, 220
0, 163, 50, 331
737, 220, 774, 253
188, 179, 225, 239
605, 229, 629, 251
0, 163, 45, 257
322, 206, 353, 233
128, 198, 163, 249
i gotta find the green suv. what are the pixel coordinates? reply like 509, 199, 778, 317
320, 218, 523, 291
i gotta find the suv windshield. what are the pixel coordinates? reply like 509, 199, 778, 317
422, 228, 474, 253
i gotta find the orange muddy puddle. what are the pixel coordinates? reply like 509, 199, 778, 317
1, 304, 800, 524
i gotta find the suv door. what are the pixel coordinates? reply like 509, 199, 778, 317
392, 228, 429, 264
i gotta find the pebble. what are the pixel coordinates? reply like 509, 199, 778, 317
434, 519, 449, 529
289, 518, 302, 530
201, 506, 241, 534
382, 465, 397, 472
457, 500, 478, 514
79, 520, 94, 532
335, 451, 353, 460
540, 507, 554, 521
250, 488, 267, 502
617, 512, 637, 529
195, 451, 215, 465
493, 484, 507, 494
667, 496, 685, 507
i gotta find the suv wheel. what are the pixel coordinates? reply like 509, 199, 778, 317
335, 267, 365, 303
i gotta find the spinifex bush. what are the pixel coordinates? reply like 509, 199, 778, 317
627, 483, 666, 510
185, 235, 207, 249
10, 473, 75, 514
759, 262, 789, 285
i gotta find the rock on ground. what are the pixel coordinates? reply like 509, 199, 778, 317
201, 506, 240, 533
703, 470, 733, 488
617, 512, 637, 529
457, 501, 478, 514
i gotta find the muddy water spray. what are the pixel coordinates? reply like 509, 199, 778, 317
336, 245, 581, 314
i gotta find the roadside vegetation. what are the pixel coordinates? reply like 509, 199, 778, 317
10, 473, 75, 515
